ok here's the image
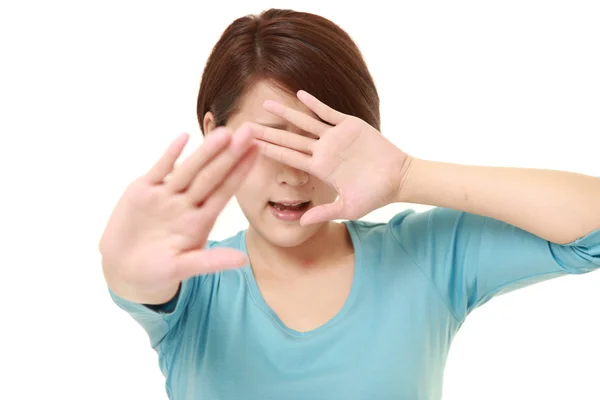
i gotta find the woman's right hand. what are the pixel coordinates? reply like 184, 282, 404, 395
99, 124, 259, 304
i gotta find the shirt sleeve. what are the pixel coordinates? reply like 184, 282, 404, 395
108, 277, 199, 349
390, 207, 600, 323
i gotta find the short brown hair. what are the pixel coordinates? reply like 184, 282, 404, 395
196, 8, 380, 133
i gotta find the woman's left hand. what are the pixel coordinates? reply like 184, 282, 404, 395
255, 90, 411, 225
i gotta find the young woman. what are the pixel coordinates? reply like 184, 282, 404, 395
100, 8, 600, 400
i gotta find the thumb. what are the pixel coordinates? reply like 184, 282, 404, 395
174, 248, 248, 280
300, 199, 344, 226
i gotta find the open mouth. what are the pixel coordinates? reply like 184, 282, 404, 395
267, 200, 312, 221
268, 201, 311, 211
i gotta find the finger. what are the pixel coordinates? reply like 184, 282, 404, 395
254, 124, 315, 154
167, 127, 231, 192
300, 200, 344, 226
255, 140, 311, 173
186, 124, 256, 204
263, 100, 329, 136
175, 247, 248, 279
202, 145, 259, 214
297, 90, 346, 126
145, 132, 190, 184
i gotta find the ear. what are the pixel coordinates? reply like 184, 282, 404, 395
203, 111, 217, 135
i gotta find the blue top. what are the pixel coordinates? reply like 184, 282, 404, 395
109, 207, 600, 399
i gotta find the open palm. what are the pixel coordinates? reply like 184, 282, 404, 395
254, 90, 410, 225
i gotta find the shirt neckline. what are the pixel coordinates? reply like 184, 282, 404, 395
239, 220, 364, 339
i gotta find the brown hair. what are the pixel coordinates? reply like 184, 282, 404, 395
196, 8, 380, 133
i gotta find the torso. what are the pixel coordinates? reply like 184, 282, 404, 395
159, 219, 458, 400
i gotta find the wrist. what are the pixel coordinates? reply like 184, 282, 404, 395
395, 156, 424, 204
395, 157, 468, 208
106, 273, 181, 305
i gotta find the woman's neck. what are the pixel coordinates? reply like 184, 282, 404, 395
245, 221, 353, 278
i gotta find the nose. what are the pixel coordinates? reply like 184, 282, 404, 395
277, 164, 308, 187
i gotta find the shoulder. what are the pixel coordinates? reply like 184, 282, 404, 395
345, 207, 478, 264
342, 208, 427, 260
206, 229, 247, 250
347, 206, 462, 241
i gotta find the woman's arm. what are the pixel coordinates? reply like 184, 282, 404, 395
398, 157, 600, 244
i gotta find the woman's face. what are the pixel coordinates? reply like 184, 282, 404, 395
204, 80, 338, 248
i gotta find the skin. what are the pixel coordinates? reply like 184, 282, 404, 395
199, 78, 600, 330
203, 81, 355, 331
255, 87, 600, 245
101, 76, 599, 331
100, 125, 262, 305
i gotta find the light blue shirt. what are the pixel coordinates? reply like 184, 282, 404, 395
109, 207, 600, 399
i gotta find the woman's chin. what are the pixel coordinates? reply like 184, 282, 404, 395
251, 216, 327, 248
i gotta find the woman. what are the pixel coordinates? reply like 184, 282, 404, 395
100, 8, 600, 400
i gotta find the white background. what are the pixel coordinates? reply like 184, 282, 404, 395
1, 0, 599, 399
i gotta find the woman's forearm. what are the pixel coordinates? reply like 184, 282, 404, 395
397, 157, 600, 244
